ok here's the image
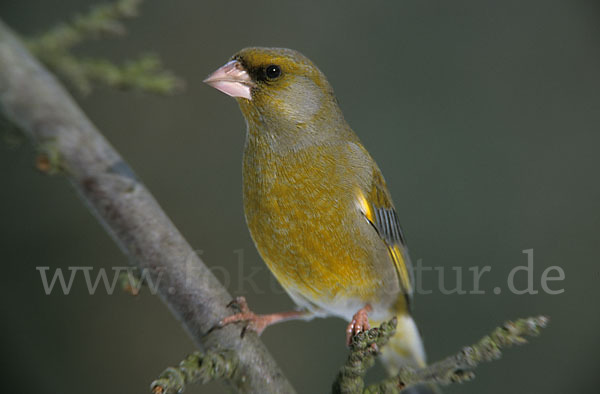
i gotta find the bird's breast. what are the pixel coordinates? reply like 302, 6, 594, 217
241, 140, 388, 312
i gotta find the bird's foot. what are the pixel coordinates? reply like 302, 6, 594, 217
214, 296, 308, 337
346, 304, 373, 345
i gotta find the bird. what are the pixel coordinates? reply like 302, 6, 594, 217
204, 47, 434, 387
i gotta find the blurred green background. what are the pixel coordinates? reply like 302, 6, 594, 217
1, 0, 599, 393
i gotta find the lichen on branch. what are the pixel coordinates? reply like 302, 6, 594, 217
333, 318, 399, 394
150, 350, 238, 394
333, 315, 549, 394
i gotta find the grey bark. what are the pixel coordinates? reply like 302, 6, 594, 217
0, 19, 294, 394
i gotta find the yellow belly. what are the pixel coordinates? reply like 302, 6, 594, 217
243, 142, 400, 318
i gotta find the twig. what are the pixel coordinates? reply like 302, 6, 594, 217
25, 0, 182, 95
150, 350, 238, 394
0, 18, 295, 394
333, 316, 549, 394
26, 0, 142, 52
332, 319, 398, 394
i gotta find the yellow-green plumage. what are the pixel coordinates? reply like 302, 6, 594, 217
243, 137, 404, 318
210, 47, 431, 379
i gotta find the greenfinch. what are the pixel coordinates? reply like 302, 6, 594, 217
205, 47, 432, 384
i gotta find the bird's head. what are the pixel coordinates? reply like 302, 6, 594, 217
204, 47, 344, 135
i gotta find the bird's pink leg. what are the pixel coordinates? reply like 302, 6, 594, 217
215, 296, 310, 337
346, 304, 373, 345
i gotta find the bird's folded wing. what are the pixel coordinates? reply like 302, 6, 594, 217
357, 167, 414, 301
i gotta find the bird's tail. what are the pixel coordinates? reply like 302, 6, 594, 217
372, 314, 439, 394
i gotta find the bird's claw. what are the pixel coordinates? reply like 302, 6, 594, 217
346, 304, 372, 346
215, 296, 269, 337
226, 296, 251, 313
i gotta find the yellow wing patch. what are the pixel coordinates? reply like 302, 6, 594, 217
356, 172, 414, 298
356, 188, 375, 224
390, 244, 412, 294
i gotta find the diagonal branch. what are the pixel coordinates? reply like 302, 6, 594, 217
0, 19, 294, 394
369, 315, 549, 393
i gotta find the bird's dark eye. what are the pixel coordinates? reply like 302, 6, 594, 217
265, 64, 281, 79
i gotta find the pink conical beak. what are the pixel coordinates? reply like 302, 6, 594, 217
203, 60, 254, 100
